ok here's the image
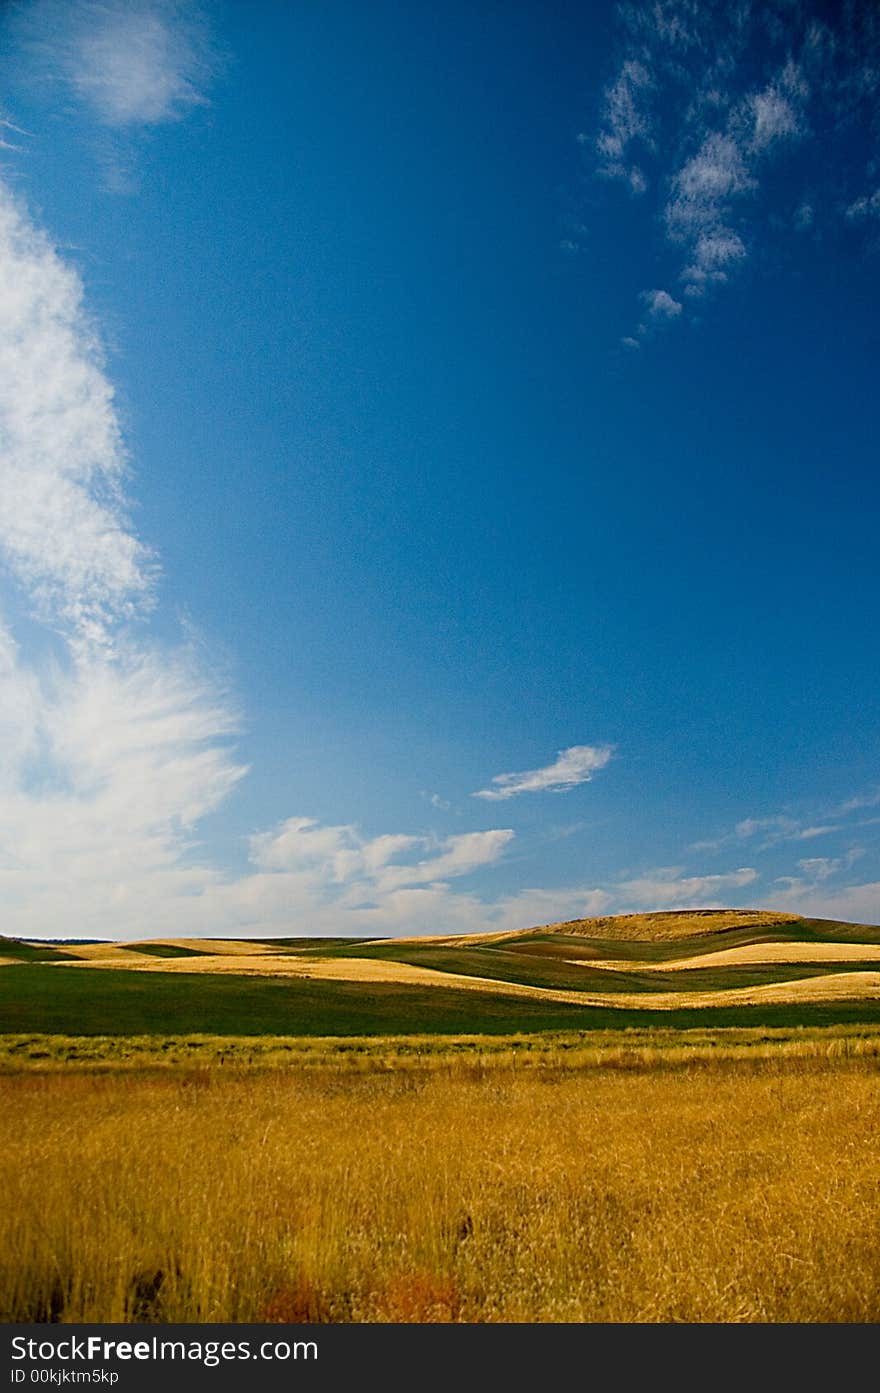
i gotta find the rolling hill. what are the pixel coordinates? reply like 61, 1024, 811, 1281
3, 908, 880, 1035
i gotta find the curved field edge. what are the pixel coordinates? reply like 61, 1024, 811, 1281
6, 963, 880, 1035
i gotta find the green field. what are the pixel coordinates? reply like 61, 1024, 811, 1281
3, 910, 880, 1038
3, 959, 880, 1036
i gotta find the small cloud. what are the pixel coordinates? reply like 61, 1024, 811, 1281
796, 857, 836, 882
473, 744, 614, 802
0, 116, 31, 152
796, 855, 837, 883
835, 789, 880, 816
621, 335, 641, 349
693, 794, 877, 858
421, 791, 451, 812
688, 836, 727, 853
846, 189, 880, 221
735, 815, 799, 841
641, 288, 682, 319
795, 847, 864, 883
794, 200, 814, 229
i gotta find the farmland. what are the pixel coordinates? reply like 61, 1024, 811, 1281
3, 909, 880, 1323
4, 909, 880, 1036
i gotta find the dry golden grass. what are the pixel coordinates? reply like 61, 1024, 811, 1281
55, 939, 271, 961
48, 943, 146, 961
3, 1047, 880, 1323
540, 909, 802, 940
5, 1026, 880, 1073
585, 942, 880, 972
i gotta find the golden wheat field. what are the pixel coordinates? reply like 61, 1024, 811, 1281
4, 1043, 880, 1323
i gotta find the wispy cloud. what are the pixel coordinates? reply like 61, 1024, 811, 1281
749, 77, 804, 153
834, 789, 880, 817
421, 790, 452, 812
0, 185, 156, 650
690, 789, 880, 855
767, 847, 878, 920
12, 0, 216, 127
683, 792, 880, 923
846, 189, 880, 221
473, 744, 614, 801
795, 848, 864, 882
591, 1, 880, 344
594, 58, 653, 192
617, 865, 758, 909
5, 1, 219, 191
765, 879, 880, 924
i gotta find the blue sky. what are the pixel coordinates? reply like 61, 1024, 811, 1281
0, 0, 878, 938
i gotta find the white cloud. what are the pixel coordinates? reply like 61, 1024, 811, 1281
0, 185, 155, 649
0, 632, 247, 933
796, 848, 864, 882
421, 790, 451, 811
846, 189, 880, 221
488, 885, 612, 928
13, 0, 215, 127
641, 288, 682, 319
694, 794, 873, 856
618, 866, 759, 909
591, 4, 880, 338
0, 117, 29, 151
596, 59, 652, 191
661, 131, 754, 303
666, 132, 753, 238
249, 819, 513, 896
473, 744, 614, 801
682, 229, 746, 290
373, 830, 514, 893
749, 84, 802, 152
735, 814, 798, 842
835, 789, 880, 816
764, 876, 880, 923
0, 181, 249, 939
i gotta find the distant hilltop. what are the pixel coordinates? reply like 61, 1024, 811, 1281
538, 909, 803, 942
420, 908, 807, 948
